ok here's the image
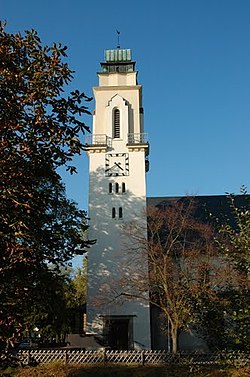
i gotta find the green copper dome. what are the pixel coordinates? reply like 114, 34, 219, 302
105, 49, 132, 62
100, 49, 135, 73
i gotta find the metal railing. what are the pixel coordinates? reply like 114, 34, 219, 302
85, 133, 148, 147
85, 134, 112, 147
127, 133, 148, 145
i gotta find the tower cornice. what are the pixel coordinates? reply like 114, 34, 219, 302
93, 85, 142, 92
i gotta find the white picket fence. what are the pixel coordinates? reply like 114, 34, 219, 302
17, 349, 249, 367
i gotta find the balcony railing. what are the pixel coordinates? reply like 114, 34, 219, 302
127, 133, 148, 145
85, 134, 112, 147
85, 133, 148, 148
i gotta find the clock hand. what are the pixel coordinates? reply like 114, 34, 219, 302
114, 162, 124, 170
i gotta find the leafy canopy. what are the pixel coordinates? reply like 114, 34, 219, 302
0, 23, 93, 353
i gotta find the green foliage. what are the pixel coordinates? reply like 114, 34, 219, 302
199, 188, 250, 351
222, 290, 249, 351
0, 23, 93, 353
19, 259, 88, 345
218, 189, 250, 351
0, 24, 92, 169
22, 269, 72, 344
220, 187, 250, 275
195, 296, 228, 351
67, 258, 87, 308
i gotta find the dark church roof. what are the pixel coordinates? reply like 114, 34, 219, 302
147, 195, 250, 228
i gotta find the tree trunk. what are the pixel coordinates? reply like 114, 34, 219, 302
171, 326, 178, 353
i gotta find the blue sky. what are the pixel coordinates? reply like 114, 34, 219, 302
3, 0, 250, 211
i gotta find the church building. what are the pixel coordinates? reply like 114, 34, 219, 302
85, 47, 249, 351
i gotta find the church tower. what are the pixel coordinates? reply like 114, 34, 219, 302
86, 48, 151, 349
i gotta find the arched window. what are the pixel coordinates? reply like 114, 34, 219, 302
113, 109, 120, 138
109, 183, 112, 194
112, 208, 116, 218
122, 182, 126, 193
119, 207, 123, 219
115, 183, 119, 193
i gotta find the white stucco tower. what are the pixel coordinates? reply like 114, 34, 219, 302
86, 48, 151, 349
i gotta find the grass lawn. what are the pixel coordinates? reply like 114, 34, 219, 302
1, 362, 249, 377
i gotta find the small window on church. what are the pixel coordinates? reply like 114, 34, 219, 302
115, 183, 119, 193
109, 183, 112, 194
119, 207, 123, 219
112, 208, 116, 218
122, 183, 126, 193
114, 109, 120, 138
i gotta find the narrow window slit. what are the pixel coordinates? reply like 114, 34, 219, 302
119, 207, 123, 219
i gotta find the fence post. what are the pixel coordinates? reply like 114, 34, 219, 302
64, 349, 68, 365
103, 348, 107, 364
27, 349, 31, 365
141, 350, 145, 366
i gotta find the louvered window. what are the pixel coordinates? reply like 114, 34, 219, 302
114, 109, 120, 138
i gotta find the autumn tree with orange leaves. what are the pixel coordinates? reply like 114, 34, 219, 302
121, 198, 234, 353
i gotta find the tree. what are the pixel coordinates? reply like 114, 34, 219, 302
68, 258, 88, 308
121, 198, 228, 353
22, 259, 88, 346
0, 175, 92, 351
217, 188, 250, 350
219, 188, 250, 275
22, 268, 73, 345
0, 23, 93, 352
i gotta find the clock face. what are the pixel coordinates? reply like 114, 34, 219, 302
105, 153, 129, 176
